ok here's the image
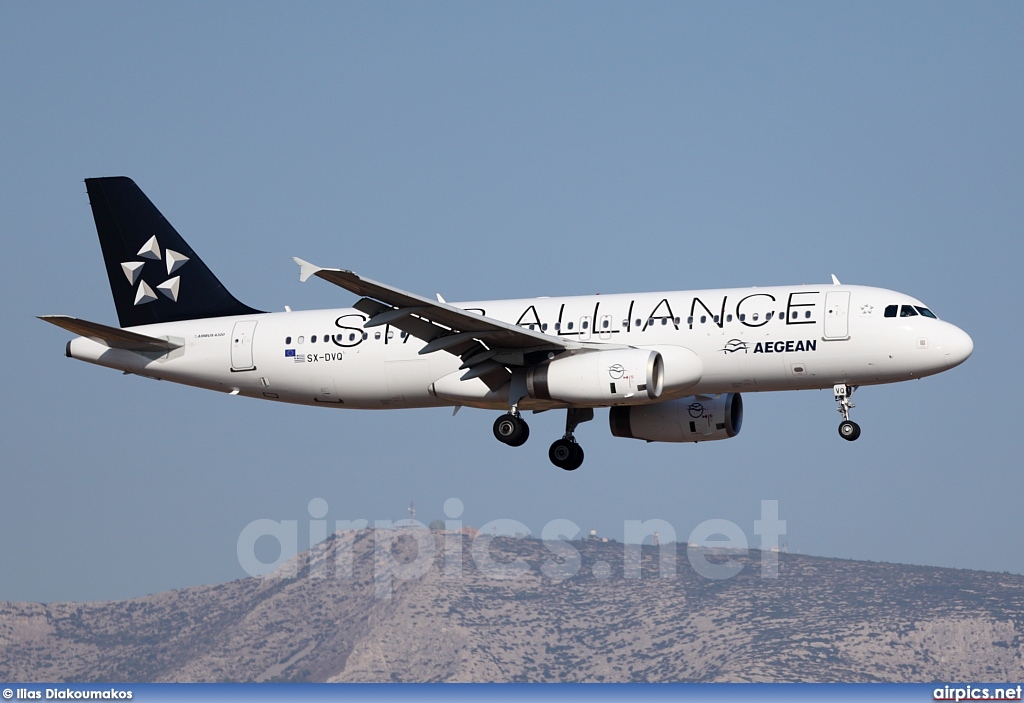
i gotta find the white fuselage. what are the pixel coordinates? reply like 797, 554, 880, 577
66, 284, 973, 411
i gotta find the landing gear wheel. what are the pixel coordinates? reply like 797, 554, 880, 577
568, 443, 584, 470
493, 413, 529, 446
549, 439, 584, 470
510, 421, 530, 447
838, 420, 861, 441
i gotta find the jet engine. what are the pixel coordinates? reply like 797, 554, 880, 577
609, 393, 743, 442
527, 348, 664, 404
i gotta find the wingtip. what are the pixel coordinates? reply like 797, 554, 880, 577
293, 257, 321, 283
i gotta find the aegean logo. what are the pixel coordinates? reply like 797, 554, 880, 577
720, 339, 749, 354
120, 235, 190, 306
608, 364, 625, 379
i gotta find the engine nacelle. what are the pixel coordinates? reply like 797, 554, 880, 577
609, 393, 743, 442
527, 349, 664, 404
640, 345, 702, 397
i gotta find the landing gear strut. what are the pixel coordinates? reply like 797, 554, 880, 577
493, 408, 529, 447
549, 408, 593, 471
834, 384, 861, 441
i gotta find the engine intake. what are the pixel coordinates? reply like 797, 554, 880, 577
609, 393, 743, 443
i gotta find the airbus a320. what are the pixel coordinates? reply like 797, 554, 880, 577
42, 177, 974, 470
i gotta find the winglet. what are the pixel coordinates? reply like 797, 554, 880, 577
293, 257, 322, 283
831, 274, 841, 285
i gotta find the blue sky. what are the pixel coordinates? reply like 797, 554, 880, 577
1, 2, 1021, 602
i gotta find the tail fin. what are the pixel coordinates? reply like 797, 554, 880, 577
85, 177, 262, 328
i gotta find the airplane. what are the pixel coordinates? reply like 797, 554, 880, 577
41, 177, 974, 470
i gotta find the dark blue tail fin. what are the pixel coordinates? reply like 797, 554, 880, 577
86, 177, 262, 328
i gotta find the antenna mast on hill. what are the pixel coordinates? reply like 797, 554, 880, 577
408, 501, 415, 522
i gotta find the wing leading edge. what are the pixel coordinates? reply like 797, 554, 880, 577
293, 258, 591, 389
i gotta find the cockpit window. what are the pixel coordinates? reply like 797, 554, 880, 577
915, 306, 937, 319
900, 305, 918, 317
884, 305, 898, 318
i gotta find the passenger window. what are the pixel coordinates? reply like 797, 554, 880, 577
915, 306, 937, 319
297, 336, 305, 344
374, 332, 381, 340
400, 331, 408, 339
791, 311, 798, 320
700, 316, 707, 324
805, 311, 811, 318
602, 319, 610, 328
674, 317, 680, 325
285, 336, 292, 344
621, 320, 628, 328
543, 323, 549, 331
311, 335, 317, 343
884, 305, 898, 318
739, 314, 745, 322
362, 332, 368, 340
661, 318, 667, 326
900, 305, 918, 317
582, 321, 589, 329
555, 323, 561, 331
726, 314, 733, 322
687, 316, 694, 325
350, 333, 357, 341
766, 312, 773, 320
635, 319, 642, 327
567, 322, 574, 330
752, 313, 759, 322
713, 315, 719, 323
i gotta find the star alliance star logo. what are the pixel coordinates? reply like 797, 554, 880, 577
120, 235, 189, 306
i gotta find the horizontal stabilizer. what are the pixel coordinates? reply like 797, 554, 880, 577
39, 315, 183, 353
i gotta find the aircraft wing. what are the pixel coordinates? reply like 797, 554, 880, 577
294, 258, 587, 388
39, 315, 183, 353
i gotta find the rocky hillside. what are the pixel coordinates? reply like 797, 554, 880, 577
1, 530, 1022, 682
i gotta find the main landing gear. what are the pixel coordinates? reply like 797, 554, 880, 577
549, 408, 593, 471
493, 409, 530, 447
834, 383, 861, 441
492, 406, 594, 471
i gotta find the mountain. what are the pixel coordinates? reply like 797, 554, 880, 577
1, 530, 1022, 682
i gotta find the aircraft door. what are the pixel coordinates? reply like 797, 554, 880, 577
823, 292, 851, 340
230, 320, 258, 371
579, 315, 592, 341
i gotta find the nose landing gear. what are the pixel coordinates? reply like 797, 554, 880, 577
834, 384, 861, 441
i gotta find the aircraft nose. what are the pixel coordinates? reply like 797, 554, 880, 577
943, 325, 974, 369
